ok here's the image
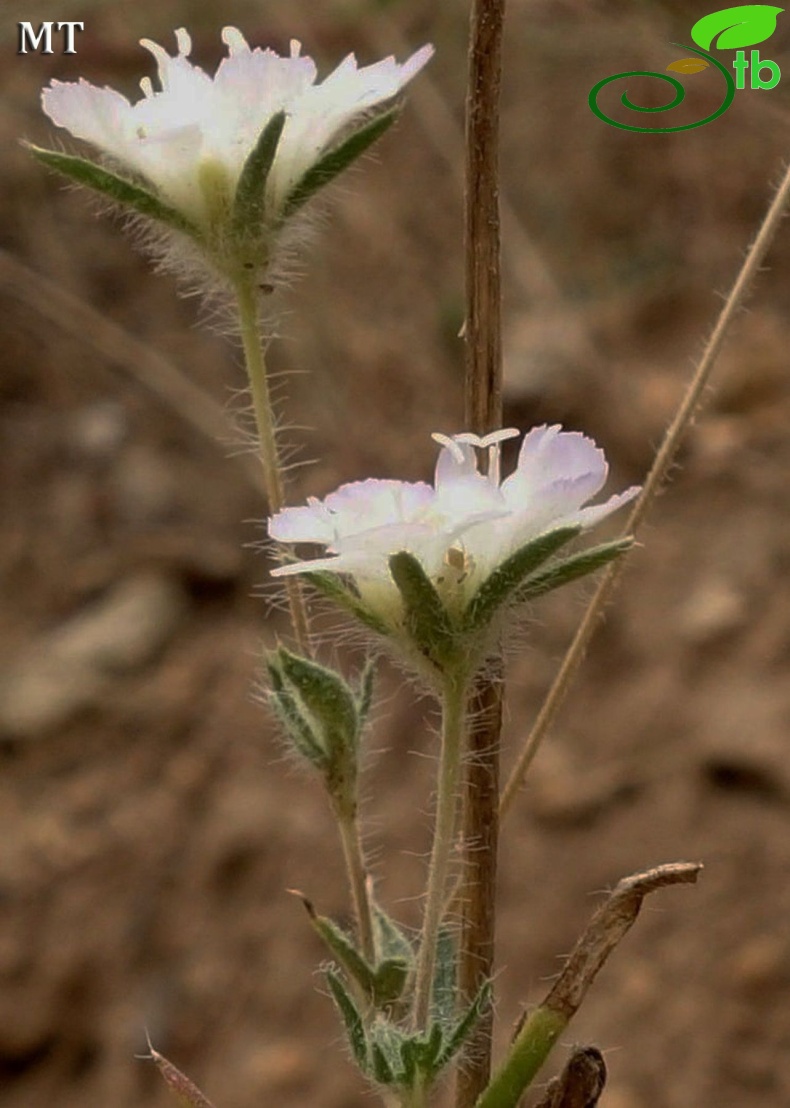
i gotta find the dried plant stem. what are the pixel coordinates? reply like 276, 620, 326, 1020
532, 1047, 607, 1108
476, 863, 702, 1108
413, 673, 467, 1031
234, 275, 311, 654
457, 0, 506, 1103
499, 159, 790, 821
335, 809, 375, 965
146, 1038, 217, 1108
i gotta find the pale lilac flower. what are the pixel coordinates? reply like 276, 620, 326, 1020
269, 426, 640, 617
40, 27, 433, 226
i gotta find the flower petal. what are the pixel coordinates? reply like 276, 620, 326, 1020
40, 27, 433, 227
571, 485, 641, 529
268, 499, 336, 545
501, 425, 609, 512
267, 426, 640, 633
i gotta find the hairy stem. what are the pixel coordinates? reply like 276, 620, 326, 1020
233, 275, 311, 654
457, 0, 506, 1102
335, 808, 375, 965
413, 672, 468, 1030
499, 158, 790, 821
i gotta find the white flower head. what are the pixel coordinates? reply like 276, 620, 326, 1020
269, 426, 640, 646
39, 27, 433, 253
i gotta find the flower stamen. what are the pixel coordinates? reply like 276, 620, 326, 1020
431, 432, 466, 465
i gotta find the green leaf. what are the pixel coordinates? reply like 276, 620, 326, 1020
388, 551, 457, 667
462, 527, 581, 633
398, 1037, 419, 1086
326, 970, 369, 1073
303, 571, 392, 636
311, 913, 378, 996
400, 1025, 444, 1084
435, 981, 492, 1071
283, 108, 399, 218
691, 4, 783, 50
370, 1040, 395, 1085
430, 928, 457, 1028
416, 1022, 445, 1077
369, 1021, 403, 1085
27, 145, 201, 238
518, 537, 633, 602
426, 1020, 444, 1066
372, 905, 413, 965
231, 110, 286, 238
371, 957, 410, 1006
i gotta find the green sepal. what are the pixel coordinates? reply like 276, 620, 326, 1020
274, 647, 360, 755
462, 526, 580, 633
518, 537, 634, 601
231, 110, 286, 239
283, 108, 399, 218
434, 981, 492, 1071
326, 969, 369, 1074
356, 658, 376, 729
389, 551, 458, 668
303, 571, 392, 636
27, 145, 201, 238
430, 928, 457, 1028
266, 660, 327, 770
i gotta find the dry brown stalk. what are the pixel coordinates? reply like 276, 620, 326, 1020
532, 1047, 607, 1108
457, 1, 507, 1105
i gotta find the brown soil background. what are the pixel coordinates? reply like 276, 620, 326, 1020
3, 1, 790, 1105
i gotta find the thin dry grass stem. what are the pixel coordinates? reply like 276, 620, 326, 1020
499, 157, 790, 822
456, 1, 506, 1106
0, 247, 261, 486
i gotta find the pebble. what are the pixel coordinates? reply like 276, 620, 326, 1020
678, 577, 747, 645
0, 573, 187, 740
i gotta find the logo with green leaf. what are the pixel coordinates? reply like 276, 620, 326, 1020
589, 4, 784, 132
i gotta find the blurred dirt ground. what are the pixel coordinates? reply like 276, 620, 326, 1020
2, 1, 790, 1105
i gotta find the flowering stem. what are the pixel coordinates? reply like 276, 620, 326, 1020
413, 670, 468, 1031
498, 155, 790, 823
399, 1082, 429, 1108
335, 806, 375, 965
233, 274, 311, 654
